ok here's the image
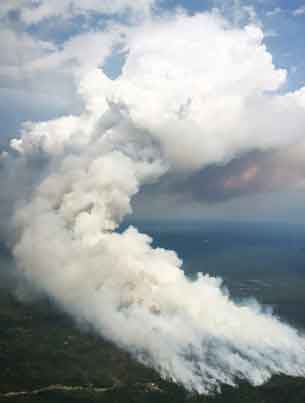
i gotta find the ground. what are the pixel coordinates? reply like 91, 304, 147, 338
1, 289, 305, 403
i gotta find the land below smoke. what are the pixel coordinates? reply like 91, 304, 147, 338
2, 221, 305, 403
1, 289, 305, 403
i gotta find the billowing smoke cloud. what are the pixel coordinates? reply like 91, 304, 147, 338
2, 10, 305, 395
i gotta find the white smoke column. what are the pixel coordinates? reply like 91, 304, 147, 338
6, 12, 305, 394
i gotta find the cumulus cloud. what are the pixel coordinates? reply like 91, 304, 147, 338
0, 4, 128, 143
14, 12, 305, 171
2, 9, 305, 395
100, 12, 305, 171
0, 0, 153, 143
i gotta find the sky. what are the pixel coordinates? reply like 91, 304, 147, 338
1, 0, 305, 223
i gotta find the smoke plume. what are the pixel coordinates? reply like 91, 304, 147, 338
2, 11, 305, 394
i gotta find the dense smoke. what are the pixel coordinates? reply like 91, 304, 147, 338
2, 11, 305, 394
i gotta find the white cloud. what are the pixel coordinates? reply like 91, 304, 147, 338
0, 28, 54, 77
0, 0, 156, 25
96, 12, 305, 172
0, 0, 24, 19
293, 4, 305, 16
29, 25, 125, 74
0, 14, 126, 140
0, 25, 82, 140
266, 7, 283, 17
11, 12, 305, 171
